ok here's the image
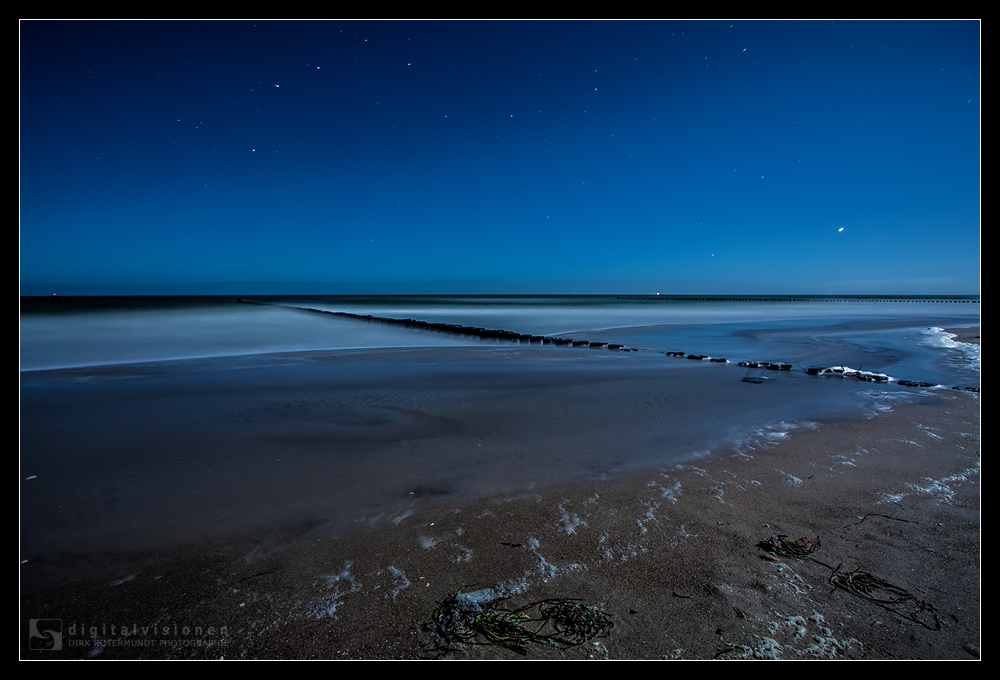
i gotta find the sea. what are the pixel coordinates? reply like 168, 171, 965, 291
19, 295, 980, 567
19, 294, 981, 383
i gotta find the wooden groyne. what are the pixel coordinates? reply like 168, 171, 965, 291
236, 298, 979, 393
237, 299, 634, 351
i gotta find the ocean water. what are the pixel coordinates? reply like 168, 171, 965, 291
20, 295, 981, 384
19, 295, 980, 563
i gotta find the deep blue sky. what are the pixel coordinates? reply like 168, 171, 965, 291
20, 20, 980, 295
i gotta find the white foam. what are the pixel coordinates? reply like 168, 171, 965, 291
879, 461, 980, 505
308, 561, 359, 619
920, 327, 981, 372
450, 578, 529, 610
776, 469, 804, 486
657, 478, 682, 503
386, 566, 410, 598
557, 505, 587, 534
731, 421, 818, 456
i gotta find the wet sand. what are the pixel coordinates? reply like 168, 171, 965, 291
20, 332, 980, 659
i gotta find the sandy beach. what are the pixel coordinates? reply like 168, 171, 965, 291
21, 16, 981, 661
20, 329, 979, 660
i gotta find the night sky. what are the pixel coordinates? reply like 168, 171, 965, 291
20, 20, 980, 295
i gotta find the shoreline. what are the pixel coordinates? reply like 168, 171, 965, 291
20, 330, 980, 659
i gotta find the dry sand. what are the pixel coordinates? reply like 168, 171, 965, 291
20, 331, 980, 660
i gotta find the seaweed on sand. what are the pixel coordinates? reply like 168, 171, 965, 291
431, 590, 613, 655
757, 535, 821, 560
754, 535, 941, 631
829, 564, 941, 630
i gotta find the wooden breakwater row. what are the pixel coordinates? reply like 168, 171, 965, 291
237, 299, 638, 351
661, 351, 979, 392
237, 299, 979, 393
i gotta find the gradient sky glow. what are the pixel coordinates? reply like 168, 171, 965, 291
19, 20, 981, 295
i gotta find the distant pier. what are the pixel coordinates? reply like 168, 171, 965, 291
615, 295, 979, 303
